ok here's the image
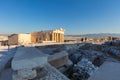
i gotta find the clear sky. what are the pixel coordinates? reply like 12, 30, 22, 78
0, 0, 120, 35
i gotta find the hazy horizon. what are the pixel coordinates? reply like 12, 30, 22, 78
1, 32, 120, 36
0, 0, 120, 34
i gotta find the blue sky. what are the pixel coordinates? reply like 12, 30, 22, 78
0, 0, 120, 35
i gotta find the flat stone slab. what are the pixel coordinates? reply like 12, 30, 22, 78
12, 47, 48, 70
88, 61, 120, 80
48, 51, 68, 68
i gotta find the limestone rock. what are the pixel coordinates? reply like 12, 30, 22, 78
17, 69, 37, 79
73, 58, 98, 80
12, 47, 48, 70
48, 51, 68, 68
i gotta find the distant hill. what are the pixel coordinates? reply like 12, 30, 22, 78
0, 34, 10, 36
65, 33, 120, 38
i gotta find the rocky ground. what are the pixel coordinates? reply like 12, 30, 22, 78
32, 63, 70, 80
0, 46, 17, 80
66, 41, 120, 80
1, 40, 120, 80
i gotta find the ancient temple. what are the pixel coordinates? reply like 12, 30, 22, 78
8, 28, 65, 45
31, 28, 64, 43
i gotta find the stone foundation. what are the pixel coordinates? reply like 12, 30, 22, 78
12, 47, 48, 80
12, 47, 69, 80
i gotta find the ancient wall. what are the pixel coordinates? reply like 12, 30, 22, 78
8, 34, 31, 45
0, 36, 8, 41
18, 34, 31, 45
8, 34, 18, 45
0, 40, 8, 46
31, 31, 53, 43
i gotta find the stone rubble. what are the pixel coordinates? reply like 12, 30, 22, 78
72, 58, 98, 80
2, 40, 120, 80
12, 47, 70, 80
65, 41, 120, 79
38, 64, 70, 80
12, 47, 48, 80
48, 51, 68, 68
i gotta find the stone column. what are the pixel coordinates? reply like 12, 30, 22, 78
59, 33, 61, 42
58, 33, 59, 42
52, 33, 54, 41
55, 33, 57, 42
60, 34, 62, 42
61, 34, 64, 42
59, 34, 61, 42
56, 33, 58, 42
54, 33, 55, 42
63, 34, 64, 42
57, 33, 59, 42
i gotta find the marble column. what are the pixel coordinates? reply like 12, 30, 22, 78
56, 33, 58, 42
58, 33, 60, 42
54, 33, 56, 42
60, 34, 62, 42
52, 33, 54, 41
55, 33, 57, 42
62, 34, 64, 42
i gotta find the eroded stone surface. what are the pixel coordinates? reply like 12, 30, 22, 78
88, 61, 120, 80
12, 47, 48, 80
72, 58, 98, 80
12, 47, 48, 70
17, 69, 37, 79
38, 64, 70, 80
48, 51, 68, 68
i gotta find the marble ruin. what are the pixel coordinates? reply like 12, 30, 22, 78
12, 47, 48, 80
31, 28, 64, 43
1, 40, 120, 80
8, 28, 64, 45
0, 35, 8, 46
8, 34, 31, 45
12, 47, 69, 80
1, 29, 120, 80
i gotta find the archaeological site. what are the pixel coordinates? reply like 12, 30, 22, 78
1, 0, 120, 80
0, 29, 120, 80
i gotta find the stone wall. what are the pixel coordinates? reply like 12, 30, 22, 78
18, 34, 31, 45
8, 34, 31, 45
0, 36, 8, 41
31, 31, 53, 43
8, 34, 18, 45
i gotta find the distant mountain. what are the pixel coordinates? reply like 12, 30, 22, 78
65, 33, 120, 38
0, 34, 10, 36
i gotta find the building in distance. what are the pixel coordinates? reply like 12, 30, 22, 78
8, 28, 65, 45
